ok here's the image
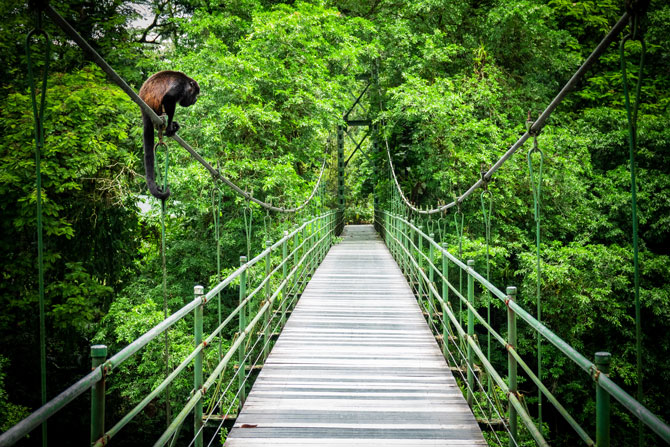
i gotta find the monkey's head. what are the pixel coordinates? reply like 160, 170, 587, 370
180, 78, 200, 107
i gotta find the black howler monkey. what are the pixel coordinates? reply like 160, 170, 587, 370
139, 71, 200, 200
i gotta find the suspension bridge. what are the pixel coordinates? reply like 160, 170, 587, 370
225, 225, 486, 446
3, 3, 670, 447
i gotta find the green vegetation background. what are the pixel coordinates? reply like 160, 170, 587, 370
0, 0, 668, 445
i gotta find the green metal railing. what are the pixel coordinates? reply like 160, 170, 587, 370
377, 210, 670, 447
0, 212, 336, 447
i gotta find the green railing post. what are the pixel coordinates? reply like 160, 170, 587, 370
405, 220, 412, 279
308, 220, 312, 267
384, 212, 398, 262
326, 214, 330, 252
409, 221, 417, 286
328, 212, 332, 244
428, 233, 435, 321
400, 217, 406, 268
411, 223, 417, 283
417, 226, 424, 311
309, 221, 316, 274
388, 213, 393, 256
390, 213, 395, 258
400, 216, 404, 266
337, 125, 345, 235
193, 285, 204, 447
320, 216, 326, 261
408, 220, 413, 276
390, 213, 397, 260
264, 241, 272, 362
407, 220, 412, 278
302, 221, 308, 281
391, 214, 395, 257
393, 213, 397, 255
324, 215, 329, 254
402, 217, 408, 273
315, 218, 321, 266
412, 223, 418, 287
467, 260, 475, 407
309, 222, 319, 276
90, 345, 107, 446
441, 243, 449, 358
305, 221, 311, 275
291, 231, 300, 295
313, 219, 318, 267
401, 218, 408, 275
314, 219, 323, 262
315, 217, 321, 262
282, 231, 289, 327
415, 228, 427, 306
507, 286, 518, 447
595, 352, 612, 447
238, 256, 247, 411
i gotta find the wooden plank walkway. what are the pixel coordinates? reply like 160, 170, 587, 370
225, 225, 486, 446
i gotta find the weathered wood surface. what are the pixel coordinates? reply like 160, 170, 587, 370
225, 225, 486, 446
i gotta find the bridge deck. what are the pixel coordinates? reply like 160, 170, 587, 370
225, 225, 486, 446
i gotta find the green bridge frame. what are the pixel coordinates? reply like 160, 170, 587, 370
0, 213, 336, 447
375, 208, 670, 446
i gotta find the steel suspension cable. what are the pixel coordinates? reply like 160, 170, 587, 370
211, 186, 223, 360
25, 9, 51, 447
454, 207, 465, 330
172, 134, 329, 213
620, 9, 647, 445
243, 205, 253, 260
480, 188, 493, 400
42, 4, 329, 215
527, 132, 545, 431
157, 137, 172, 426
382, 12, 630, 215
263, 205, 273, 241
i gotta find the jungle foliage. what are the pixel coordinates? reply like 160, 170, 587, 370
0, 0, 668, 445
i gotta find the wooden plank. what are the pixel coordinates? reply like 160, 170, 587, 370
227, 440, 485, 447
224, 225, 486, 446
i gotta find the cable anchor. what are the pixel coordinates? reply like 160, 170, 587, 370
243, 198, 253, 259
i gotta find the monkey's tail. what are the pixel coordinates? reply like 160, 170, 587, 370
143, 114, 171, 201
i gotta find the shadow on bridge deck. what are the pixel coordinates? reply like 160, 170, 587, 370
224, 224, 486, 446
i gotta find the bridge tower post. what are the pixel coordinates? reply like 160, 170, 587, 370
194, 285, 204, 447
281, 231, 289, 327
595, 352, 611, 447
428, 233, 435, 321
337, 125, 345, 235
441, 243, 450, 359
90, 344, 107, 445
238, 256, 247, 411
507, 286, 518, 447
466, 260, 475, 407
264, 241, 272, 363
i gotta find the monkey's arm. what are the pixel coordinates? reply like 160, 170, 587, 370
162, 96, 180, 137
